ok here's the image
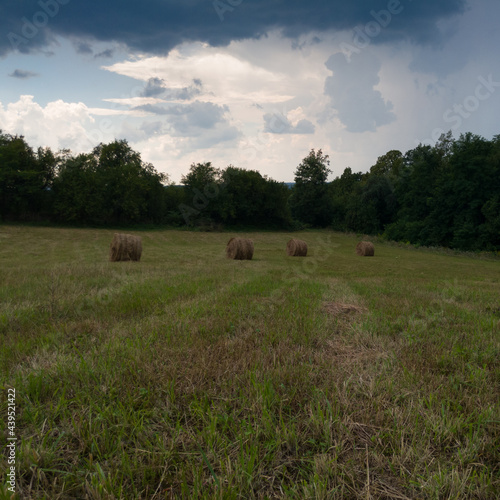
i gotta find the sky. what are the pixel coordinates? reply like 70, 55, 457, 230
1, 0, 499, 183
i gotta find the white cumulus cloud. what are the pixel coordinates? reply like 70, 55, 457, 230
0, 95, 98, 152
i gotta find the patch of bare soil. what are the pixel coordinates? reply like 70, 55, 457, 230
322, 301, 367, 316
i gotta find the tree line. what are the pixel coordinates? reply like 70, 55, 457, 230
328, 132, 500, 251
0, 130, 499, 251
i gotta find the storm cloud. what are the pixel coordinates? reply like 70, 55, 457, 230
134, 100, 237, 138
324, 51, 396, 133
1, 0, 467, 56
140, 77, 203, 100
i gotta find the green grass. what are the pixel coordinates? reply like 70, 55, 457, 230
1, 226, 499, 499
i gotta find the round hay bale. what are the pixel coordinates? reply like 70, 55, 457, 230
226, 237, 254, 260
356, 241, 374, 257
110, 233, 142, 262
286, 238, 307, 257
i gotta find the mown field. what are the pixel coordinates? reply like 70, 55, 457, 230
1, 226, 499, 499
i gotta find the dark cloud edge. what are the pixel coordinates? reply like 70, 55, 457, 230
0, 0, 468, 56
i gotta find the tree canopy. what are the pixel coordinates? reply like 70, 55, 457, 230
289, 149, 332, 227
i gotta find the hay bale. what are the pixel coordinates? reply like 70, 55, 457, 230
226, 237, 254, 260
109, 233, 142, 262
286, 238, 308, 257
356, 241, 374, 256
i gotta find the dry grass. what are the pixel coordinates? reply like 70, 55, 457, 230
322, 301, 367, 316
0, 226, 499, 499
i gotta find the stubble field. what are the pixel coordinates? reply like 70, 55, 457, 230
0, 226, 499, 499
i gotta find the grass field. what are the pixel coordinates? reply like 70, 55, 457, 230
1, 226, 499, 499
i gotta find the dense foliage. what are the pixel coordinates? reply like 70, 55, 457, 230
330, 132, 500, 251
0, 133, 57, 220
52, 141, 168, 226
289, 149, 332, 227
1, 130, 499, 250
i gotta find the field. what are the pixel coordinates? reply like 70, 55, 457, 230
1, 226, 499, 499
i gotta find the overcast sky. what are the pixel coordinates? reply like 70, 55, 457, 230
1, 0, 499, 182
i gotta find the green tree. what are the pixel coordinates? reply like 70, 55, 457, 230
385, 143, 445, 244
181, 162, 220, 192
179, 162, 222, 225
218, 166, 291, 227
329, 167, 363, 230
384, 132, 500, 250
369, 150, 404, 178
0, 132, 57, 220
53, 140, 167, 225
435, 133, 497, 249
480, 196, 500, 249
352, 175, 396, 234
289, 149, 332, 226
163, 185, 188, 226
95, 140, 167, 224
478, 134, 500, 249
52, 153, 103, 223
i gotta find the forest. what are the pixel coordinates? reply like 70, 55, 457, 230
0, 130, 499, 251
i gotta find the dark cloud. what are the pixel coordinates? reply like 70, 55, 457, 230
291, 35, 323, 50
141, 78, 167, 98
324, 51, 396, 133
140, 78, 203, 100
74, 40, 93, 55
263, 112, 315, 134
294, 119, 316, 134
130, 100, 241, 148
0, 0, 467, 56
9, 69, 39, 79
134, 100, 233, 137
94, 49, 114, 58
169, 85, 202, 101
164, 102, 231, 136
